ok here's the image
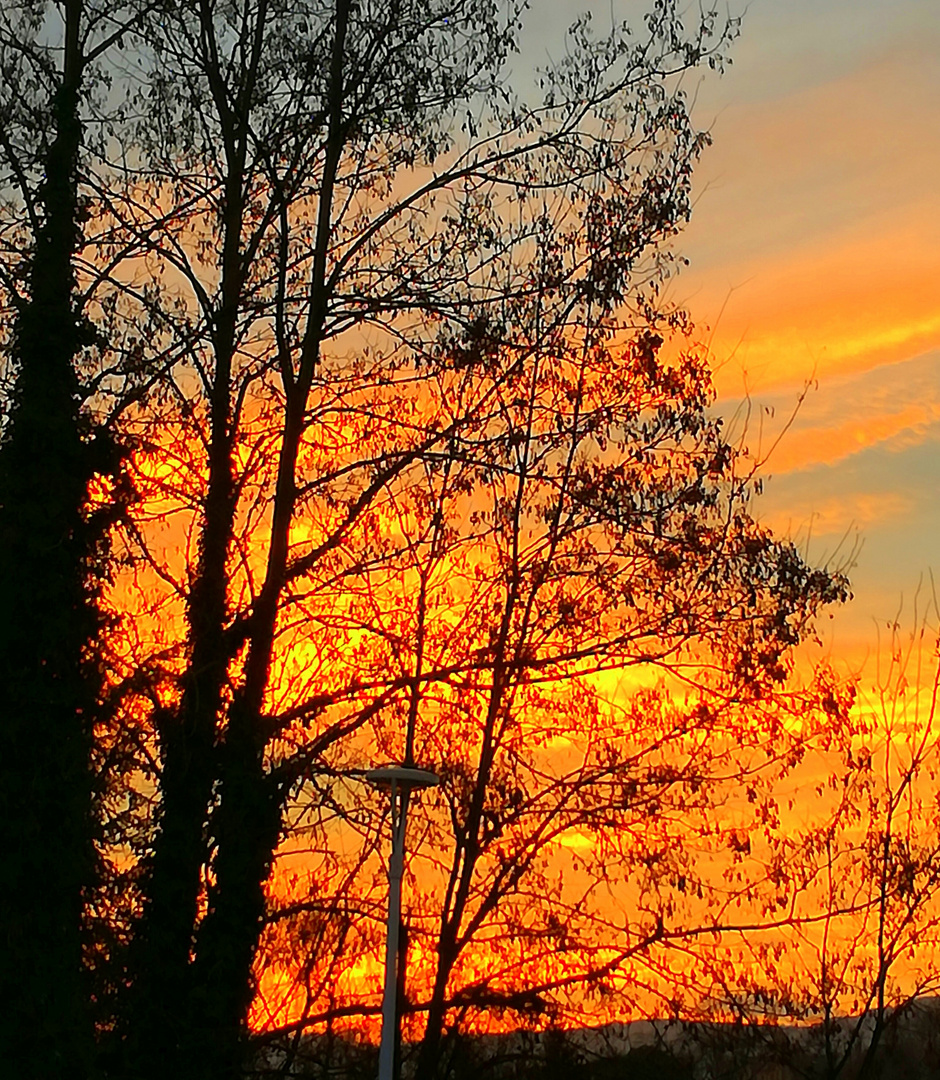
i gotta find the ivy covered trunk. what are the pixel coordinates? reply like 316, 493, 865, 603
0, 7, 96, 1075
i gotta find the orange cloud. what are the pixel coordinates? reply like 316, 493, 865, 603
677, 50, 940, 397
758, 490, 913, 542
697, 207, 940, 399
761, 399, 940, 474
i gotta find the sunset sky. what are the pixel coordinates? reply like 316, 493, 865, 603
677, 0, 940, 666
528, 0, 940, 668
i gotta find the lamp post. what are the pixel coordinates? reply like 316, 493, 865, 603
366, 765, 438, 1080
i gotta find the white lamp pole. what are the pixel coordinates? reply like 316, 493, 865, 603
366, 765, 438, 1080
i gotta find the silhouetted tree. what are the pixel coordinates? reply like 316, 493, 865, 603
92, 2, 804, 1077
0, 2, 154, 1074
0, 4, 855, 1080
251, 318, 851, 1080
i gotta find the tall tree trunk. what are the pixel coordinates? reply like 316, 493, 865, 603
122, 316, 240, 1080
0, 5, 96, 1075
414, 935, 460, 1080
180, 378, 306, 1077
121, 25, 249, 1059
166, 4, 353, 1071
185, 708, 282, 1079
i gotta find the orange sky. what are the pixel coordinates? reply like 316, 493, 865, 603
520, 0, 940, 671
665, 5, 940, 671
246, 2, 940, 1035
100, 0, 940, 1041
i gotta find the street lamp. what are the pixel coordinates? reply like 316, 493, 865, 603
366, 764, 439, 1080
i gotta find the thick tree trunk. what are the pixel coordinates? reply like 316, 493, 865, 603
123, 5, 355, 1073
122, 386, 239, 1080
185, 715, 282, 1079
414, 928, 461, 1080
178, 379, 306, 1077
0, 26, 97, 1078
121, 72, 247, 1070
161, 1, 354, 1063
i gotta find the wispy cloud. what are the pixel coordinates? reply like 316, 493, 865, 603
677, 49, 940, 397
763, 401, 940, 474
759, 490, 914, 542
718, 349, 940, 475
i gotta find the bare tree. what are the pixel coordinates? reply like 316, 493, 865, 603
247, 321, 851, 1079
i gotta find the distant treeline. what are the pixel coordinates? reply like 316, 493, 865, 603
256, 999, 940, 1080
